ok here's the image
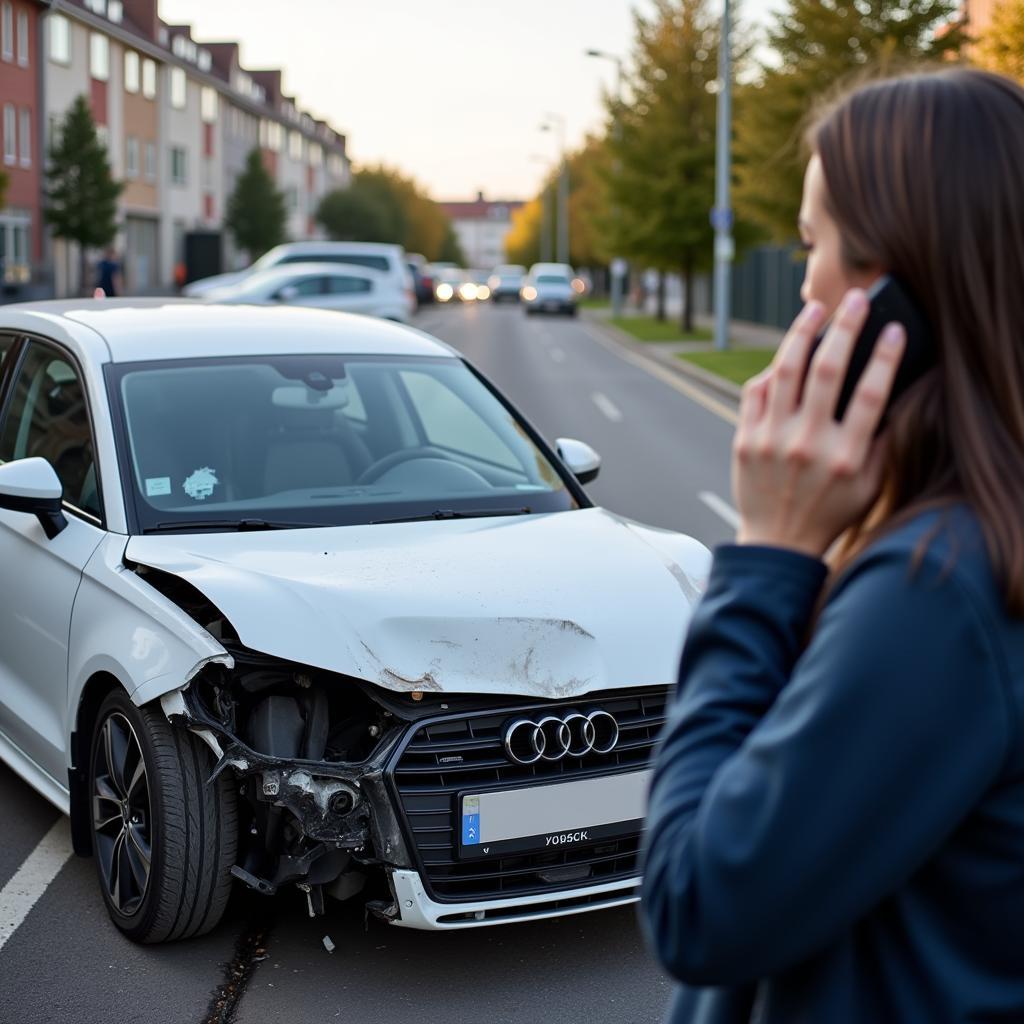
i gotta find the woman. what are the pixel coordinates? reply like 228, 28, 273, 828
641, 69, 1024, 1023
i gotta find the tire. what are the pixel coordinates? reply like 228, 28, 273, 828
89, 688, 238, 943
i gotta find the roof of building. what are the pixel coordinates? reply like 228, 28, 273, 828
439, 192, 525, 221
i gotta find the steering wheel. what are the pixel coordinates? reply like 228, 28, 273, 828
355, 446, 486, 487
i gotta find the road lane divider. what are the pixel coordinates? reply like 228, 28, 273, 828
699, 491, 740, 530
591, 392, 624, 423
578, 321, 739, 426
0, 817, 73, 951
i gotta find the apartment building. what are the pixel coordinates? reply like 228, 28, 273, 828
439, 193, 524, 269
0, 0, 45, 293
2, 0, 351, 298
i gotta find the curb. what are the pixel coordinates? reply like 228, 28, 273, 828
581, 313, 744, 404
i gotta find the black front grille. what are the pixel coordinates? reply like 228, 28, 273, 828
388, 688, 669, 902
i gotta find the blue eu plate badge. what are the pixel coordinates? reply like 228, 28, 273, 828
462, 795, 480, 846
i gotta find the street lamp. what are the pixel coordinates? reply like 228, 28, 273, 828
712, 0, 734, 351
529, 153, 554, 263
586, 47, 627, 315
540, 114, 569, 266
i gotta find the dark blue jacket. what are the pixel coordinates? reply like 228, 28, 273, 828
641, 508, 1024, 1023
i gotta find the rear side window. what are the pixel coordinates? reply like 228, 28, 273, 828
279, 253, 391, 273
274, 276, 324, 298
327, 275, 373, 295
0, 341, 101, 519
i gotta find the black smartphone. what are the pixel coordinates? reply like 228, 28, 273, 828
811, 274, 935, 423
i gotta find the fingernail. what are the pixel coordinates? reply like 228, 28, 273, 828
843, 290, 867, 315
881, 323, 904, 349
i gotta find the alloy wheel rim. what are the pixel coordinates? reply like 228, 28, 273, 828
92, 712, 152, 916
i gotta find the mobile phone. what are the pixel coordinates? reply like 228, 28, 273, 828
812, 274, 935, 423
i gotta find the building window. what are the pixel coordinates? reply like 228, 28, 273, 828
96, 123, 109, 151
142, 58, 156, 99
49, 14, 70, 64
170, 146, 187, 185
201, 86, 217, 124
3, 104, 14, 164
309, 142, 322, 168
144, 141, 155, 180
124, 50, 139, 93
47, 114, 59, 151
90, 32, 109, 81
16, 10, 27, 67
1, 3, 11, 62
1, 215, 32, 282
108, 1, 123, 23
19, 108, 29, 167
289, 131, 302, 161
84, 0, 105, 13
170, 67, 186, 109
126, 136, 138, 178
285, 186, 298, 210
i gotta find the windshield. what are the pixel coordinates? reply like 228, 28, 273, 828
536, 274, 570, 285
107, 355, 581, 532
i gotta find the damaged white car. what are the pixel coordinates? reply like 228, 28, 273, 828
0, 301, 709, 942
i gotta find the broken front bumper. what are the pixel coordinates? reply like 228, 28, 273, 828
385, 869, 640, 929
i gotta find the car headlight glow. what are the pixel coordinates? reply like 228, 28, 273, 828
571, 278, 586, 294
436, 283, 454, 302
476, 285, 491, 301
459, 282, 478, 301
521, 286, 537, 301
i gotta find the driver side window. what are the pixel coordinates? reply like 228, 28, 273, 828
0, 342, 101, 520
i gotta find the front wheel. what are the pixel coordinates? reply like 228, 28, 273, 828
89, 689, 238, 943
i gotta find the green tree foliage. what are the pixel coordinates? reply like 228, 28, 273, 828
437, 222, 466, 265
317, 166, 455, 261
225, 148, 288, 261
976, 0, 1024, 81
45, 95, 124, 292
735, 0, 963, 243
602, 0, 720, 329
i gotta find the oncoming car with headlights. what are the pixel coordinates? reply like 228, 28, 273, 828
0, 301, 708, 941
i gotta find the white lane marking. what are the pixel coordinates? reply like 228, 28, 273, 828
591, 392, 624, 423
578, 322, 739, 426
550, 347, 566, 364
699, 491, 741, 529
0, 817, 73, 951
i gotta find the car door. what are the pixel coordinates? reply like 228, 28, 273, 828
0, 338, 106, 784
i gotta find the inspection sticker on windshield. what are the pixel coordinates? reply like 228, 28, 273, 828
145, 476, 171, 497
462, 795, 481, 846
183, 467, 219, 501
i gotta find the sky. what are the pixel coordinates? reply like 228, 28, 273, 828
160, 0, 782, 201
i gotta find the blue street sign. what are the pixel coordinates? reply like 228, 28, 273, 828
710, 207, 734, 232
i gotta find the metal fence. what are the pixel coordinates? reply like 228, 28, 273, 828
729, 243, 805, 330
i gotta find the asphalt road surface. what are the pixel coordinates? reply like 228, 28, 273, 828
0, 301, 740, 1024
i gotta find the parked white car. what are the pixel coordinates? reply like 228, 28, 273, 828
184, 242, 415, 318
201, 263, 410, 322
0, 300, 708, 942
522, 263, 579, 316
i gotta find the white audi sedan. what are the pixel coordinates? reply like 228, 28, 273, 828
0, 301, 708, 943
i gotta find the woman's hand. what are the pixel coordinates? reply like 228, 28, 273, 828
733, 289, 906, 559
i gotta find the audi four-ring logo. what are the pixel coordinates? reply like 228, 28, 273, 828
502, 709, 620, 765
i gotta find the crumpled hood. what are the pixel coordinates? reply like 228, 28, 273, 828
125, 508, 710, 699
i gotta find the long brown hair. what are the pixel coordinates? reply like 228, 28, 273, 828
807, 69, 1024, 614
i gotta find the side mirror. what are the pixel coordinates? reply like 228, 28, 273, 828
556, 437, 601, 485
276, 285, 300, 302
0, 458, 68, 539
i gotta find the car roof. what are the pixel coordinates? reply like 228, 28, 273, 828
0, 299, 455, 364
270, 241, 405, 256
227, 262, 390, 285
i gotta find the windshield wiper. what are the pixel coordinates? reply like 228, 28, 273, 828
145, 518, 326, 534
370, 507, 532, 526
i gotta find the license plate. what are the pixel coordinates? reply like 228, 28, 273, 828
458, 770, 651, 859
544, 301, 560, 311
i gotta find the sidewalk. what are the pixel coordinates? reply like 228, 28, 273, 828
582, 306, 784, 402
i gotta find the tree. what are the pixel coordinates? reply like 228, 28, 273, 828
45, 95, 123, 294
316, 185, 391, 242
976, 0, 1024, 81
735, 0, 963, 243
316, 165, 455, 260
437, 222, 466, 265
602, 0, 720, 329
225, 148, 288, 261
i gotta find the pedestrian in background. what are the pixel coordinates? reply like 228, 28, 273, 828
642, 68, 1024, 1023
94, 246, 122, 297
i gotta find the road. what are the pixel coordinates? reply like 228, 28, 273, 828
0, 301, 739, 1024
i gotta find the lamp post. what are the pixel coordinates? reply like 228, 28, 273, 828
586, 47, 626, 315
540, 114, 569, 265
712, 0, 734, 351
529, 153, 553, 263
